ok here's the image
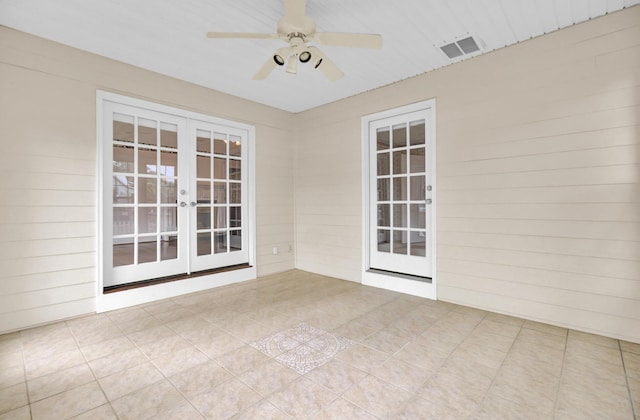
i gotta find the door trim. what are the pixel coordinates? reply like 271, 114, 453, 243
361, 99, 437, 299
96, 90, 256, 312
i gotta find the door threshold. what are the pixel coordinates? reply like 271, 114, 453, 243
104, 263, 251, 294
367, 268, 432, 284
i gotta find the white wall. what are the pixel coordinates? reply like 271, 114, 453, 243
295, 6, 640, 342
1, 6, 638, 342
0, 27, 295, 333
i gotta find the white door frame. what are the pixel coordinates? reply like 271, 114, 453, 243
361, 99, 437, 299
96, 91, 256, 312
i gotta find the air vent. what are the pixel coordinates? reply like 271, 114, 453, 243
439, 35, 482, 60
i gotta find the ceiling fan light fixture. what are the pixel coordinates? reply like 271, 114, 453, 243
299, 50, 311, 63
273, 54, 286, 66
286, 55, 298, 74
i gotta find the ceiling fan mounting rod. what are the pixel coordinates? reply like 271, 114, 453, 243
287, 32, 308, 41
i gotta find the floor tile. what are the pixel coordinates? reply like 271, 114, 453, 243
25, 348, 86, 380
237, 359, 300, 397
192, 330, 245, 359
110, 379, 187, 420
88, 347, 148, 378
1, 270, 637, 420
0, 405, 30, 420
305, 359, 367, 395
342, 375, 413, 418
478, 392, 548, 420
189, 378, 261, 419
80, 336, 135, 361
169, 360, 232, 399
216, 345, 271, 375
373, 357, 432, 393
392, 341, 447, 373
72, 403, 118, 420
568, 329, 619, 349
331, 321, 376, 342
396, 395, 471, 420
127, 325, 176, 346
314, 397, 378, 420
275, 344, 333, 374
555, 384, 634, 420
130, 327, 187, 358
150, 345, 209, 377
268, 377, 338, 419
28, 363, 95, 402
0, 351, 23, 370
522, 319, 568, 337
0, 382, 28, 415
98, 362, 163, 401
31, 381, 107, 420
621, 340, 640, 355
0, 365, 25, 389
234, 400, 291, 420
362, 329, 409, 354
335, 343, 389, 373
419, 363, 492, 406
0, 333, 22, 356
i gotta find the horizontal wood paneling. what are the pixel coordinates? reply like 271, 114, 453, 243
296, 7, 640, 342
0, 237, 96, 260
438, 245, 640, 280
0, 26, 295, 333
437, 259, 639, 300
0, 269, 95, 294
436, 285, 640, 343
438, 218, 640, 242
438, 231, 640, 261
0, 283, 96, 314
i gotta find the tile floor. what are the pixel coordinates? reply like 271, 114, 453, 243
1, 270, 638, 419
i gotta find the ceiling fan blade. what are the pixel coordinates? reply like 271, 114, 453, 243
253, 57, 277, 80
207, 32, 278, 40
314, 32, 383, 49
283, 0, 307, 28
253, 46, 292, 80
307, 46, 344, 81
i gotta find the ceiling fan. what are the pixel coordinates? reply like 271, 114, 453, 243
206, 0, 383, 81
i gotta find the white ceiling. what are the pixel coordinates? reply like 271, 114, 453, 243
1, 0, 638, 112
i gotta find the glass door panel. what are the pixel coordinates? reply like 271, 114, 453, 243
104, 103, 188, 287
370, 111, 432, 278
190, 122, 248, 272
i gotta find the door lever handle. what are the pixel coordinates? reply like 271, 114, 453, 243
425, 199, 432, 205
190, 202, 197, 207
179, 202, 187, 207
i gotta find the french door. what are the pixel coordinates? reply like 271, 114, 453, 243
367, 106, 434, 279
102, 99, 251, 288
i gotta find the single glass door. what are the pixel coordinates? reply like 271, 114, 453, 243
104, 102, 189, 287
190, 121, 249, 272
369, 109, 433, 278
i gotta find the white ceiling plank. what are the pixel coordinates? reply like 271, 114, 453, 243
0, 0, 633, 112
553, 0, 576, 28
498, 0, 535, 42
607, 0, 626, 11
589, 0, 609, 17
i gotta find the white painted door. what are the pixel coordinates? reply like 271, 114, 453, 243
102, 102, 250, 287
189, 121, 249, 272
369, 109, 433, 278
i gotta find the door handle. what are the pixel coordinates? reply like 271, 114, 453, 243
190, 202, 197, 207
179, 201, 187, 207
425, 199, 432, 205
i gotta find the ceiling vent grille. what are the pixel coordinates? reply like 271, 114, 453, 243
439, 35, 482, 60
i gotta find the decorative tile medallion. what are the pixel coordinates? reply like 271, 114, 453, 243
250, 323, 352, 374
